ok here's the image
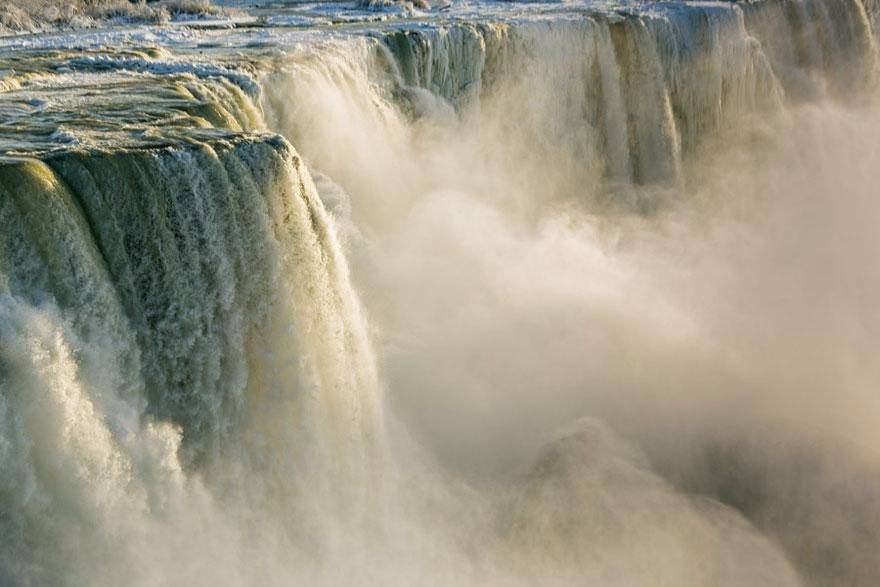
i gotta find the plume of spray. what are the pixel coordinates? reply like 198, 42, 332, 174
261, 6, 880, 584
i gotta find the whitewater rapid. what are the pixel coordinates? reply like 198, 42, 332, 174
1, 0, 880, 584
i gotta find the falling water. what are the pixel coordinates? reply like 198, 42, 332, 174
2, 0, 880, 583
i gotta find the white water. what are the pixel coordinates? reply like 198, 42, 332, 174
0, 139, 390, 584
262, 2, 880, 584
1, 0, 880, 584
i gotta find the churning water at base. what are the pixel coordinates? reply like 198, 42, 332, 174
2, 0, 880, 584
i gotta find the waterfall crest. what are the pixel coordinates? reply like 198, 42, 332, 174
266, 0, 875, 205
0, 136, 386, 584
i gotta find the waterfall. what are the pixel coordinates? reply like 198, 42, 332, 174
283, 0, 875, 191
2, 0, 880, 583
0, 136, 387, 584
264, 0, 876, 219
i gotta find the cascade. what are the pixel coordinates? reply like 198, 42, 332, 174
269, 0, 874, 194
1, 0, 879, 583
0, 135, 386, 583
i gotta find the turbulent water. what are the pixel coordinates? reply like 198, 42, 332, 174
1, 0, 879, 584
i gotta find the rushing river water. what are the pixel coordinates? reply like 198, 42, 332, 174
1, 0, 880, 584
